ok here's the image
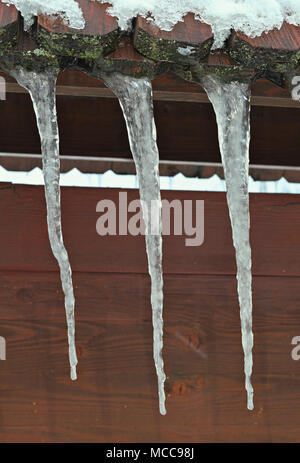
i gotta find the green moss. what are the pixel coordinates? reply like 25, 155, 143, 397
2, 50, 59, 73
81, 55, 168, 81
33, 48, 52, 57
0, 17, 297, 86
229, 36, 300, 74
20, 52, 59, 73
0, 23, 18, 54
172, 60, 259, 86
36, 27, 119, 60
206, 65, 256, 83
172, 64, 193, 82
135, 28, 213, 64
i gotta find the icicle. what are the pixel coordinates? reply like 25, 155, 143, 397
202, 75, 254, 410
7, 67, 78, 381
102, 73, 166, 415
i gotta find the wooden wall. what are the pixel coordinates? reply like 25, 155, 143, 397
0, 185, 300, 442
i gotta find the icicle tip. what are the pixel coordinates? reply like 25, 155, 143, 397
160, 404, 167, 416
247, 400, 254, 411
71, 367, 77, 381
247, 391, 254, 410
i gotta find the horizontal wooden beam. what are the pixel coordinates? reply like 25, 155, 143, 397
0, 87, 299, 168
4, 80, 300, 108
2, 152, 300, 182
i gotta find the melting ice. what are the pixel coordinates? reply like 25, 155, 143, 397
102, 73, 166, 415
6, 67, 78, 381
202, 75, 254, 410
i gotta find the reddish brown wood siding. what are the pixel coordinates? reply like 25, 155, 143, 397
0, 185, 300, 442
0, 3, 17, 28
234, 21, 300, 51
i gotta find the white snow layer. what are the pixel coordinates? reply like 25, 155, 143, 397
3, 0, 300, 47
2, 0, 85, 30
95, 0, 300, 47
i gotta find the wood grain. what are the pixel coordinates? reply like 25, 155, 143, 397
236, 22, 300, 51
0, 186, 300, 278
0, 271, 300, 442
0, 2, 18, 29
108, 36, 147, 61
0, 186, 300, 442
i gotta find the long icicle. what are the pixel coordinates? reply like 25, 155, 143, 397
102, 73, 166, 415
202, 75, 254, 410
8, 67, 78, 381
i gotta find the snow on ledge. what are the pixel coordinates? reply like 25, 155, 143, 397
1, 165, 300, 194
95, 0, 300, 48
2, 1, 300, 48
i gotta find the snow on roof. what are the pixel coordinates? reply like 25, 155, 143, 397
96, 0, 300, 48
2, 0, 85, 30
2, 0, 300, 48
